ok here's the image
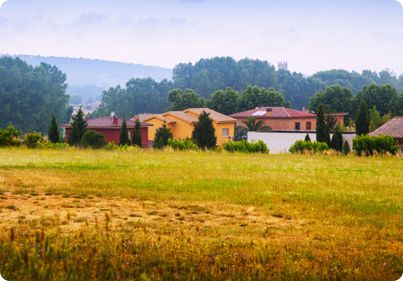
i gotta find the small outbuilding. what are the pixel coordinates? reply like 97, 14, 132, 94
62, 116, 152, 147
369, 116, 403, 155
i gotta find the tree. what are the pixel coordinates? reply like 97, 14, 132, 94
355, 99, 369, 136
81, 130, 106, 149
316, 105, 330, 145
242, 117, 272, 132
330, 131, 343, 152
132, 119, 142, 147
192, 111, 217, 149
239, 86, 288, 111
48, 116, 60, 143
119, 119, 130, 146
154, 124, 173, 149
355, 84, 400, 116
305, 134, 311, 142
342, 141, 351, 155
309, 85, 353, 113
69, 107, 87, 145
207, 88, 240, 115
168, 89, 205, 110
369, 106, 382, 132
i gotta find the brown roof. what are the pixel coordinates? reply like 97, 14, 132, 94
369, 117, 403, 138
184, 108, 237, 123
62, 117, 151, 129
143, 114, 176, 124
164, 111, 199, 123
231, 107, 316, 119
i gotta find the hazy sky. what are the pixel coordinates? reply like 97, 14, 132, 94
0, 0, 403, 74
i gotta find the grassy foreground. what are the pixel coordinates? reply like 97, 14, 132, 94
0, 148, 402, 280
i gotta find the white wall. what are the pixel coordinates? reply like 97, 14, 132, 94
248, 132, 356, 154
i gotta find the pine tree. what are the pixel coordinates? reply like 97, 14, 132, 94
154, 124, 173, 149
369, 106, 382, 132
355, 99, 369, 136
69, 107, 87, 145
68, 122, 79, 146
304, 134, 311, 142
316, 105, 330, 144
132, 119, 142, 147
119, 119, 130, 146
192, 111, 217, 149
48, 115, 60, 143
342, 140, 351, 155
330, 131, 343, 152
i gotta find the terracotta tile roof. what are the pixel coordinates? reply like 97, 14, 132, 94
231, 107, 316, 119
164, 111, 199, 123
62, 117, 151, 129
184, 108, 237, 123
369, 117, 403, 138
143, 114, 176, 124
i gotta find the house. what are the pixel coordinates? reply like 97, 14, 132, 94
143, 108, 237, 146
231, 107, 347, 131
62, 116, 151, 147
369, 116, 403, 155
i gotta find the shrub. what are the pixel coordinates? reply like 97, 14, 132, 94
0, 125, 20, 146
81, 130, 106, 149
23, 132, 44, 148
154, 124, 173, 149
353, 135, 397, 156
223, 140, 269, 154
342, 141, 351, 155
168, 139, 199, 151
289, 140, 329, 154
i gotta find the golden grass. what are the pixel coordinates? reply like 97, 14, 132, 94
0, 148, 402, 280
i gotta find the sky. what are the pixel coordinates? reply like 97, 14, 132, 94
0, 0, 403, 74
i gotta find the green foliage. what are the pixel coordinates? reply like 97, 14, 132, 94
192, 112, 217, 149
342, 141, 351, 155
369, 106, 382, 132
119, 120, 130, 146
223, 140, 269, 154
0, 57, 69, 133
132, 119, 142, 147
355, 99, 369, 136
242, 117, 272, 132
234, 126, 248, 141
309, 85, 353, 113
353, 135, 398, 156
23, 132, 44, 149
316, 105, 330, 145
305, 134, 311, 142
81, 130, 106, 149
168, 139, 199, 151
355, 84, 400, 116
48, 116, 60, 143
0, 125, 20, 146
69, 108, 87, 145
289, 141, 329, 154
168, 89, 205, 110
239, 86, 288, 111
330, 131, 343, 152
154, 124, 173, 149
207, 88, 241, 115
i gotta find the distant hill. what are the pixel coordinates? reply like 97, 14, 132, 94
17, 55, 173, 101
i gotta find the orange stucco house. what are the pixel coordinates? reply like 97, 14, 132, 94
142, 108, 237, 146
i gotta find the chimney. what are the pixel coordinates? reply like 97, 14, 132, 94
112, 116, 118, 126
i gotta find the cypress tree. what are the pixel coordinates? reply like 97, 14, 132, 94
330, 131, 343, 152
68, 122, 79, 146
355, 99, 369, 136
369, 106, 382, 132
192, 111, 217, 149
132, 119, 142, 147
48, 116, 60, 143
119, 119, 130, 146
316, 105, 330, 144
342, 140, 351, 155
154, 124, 173, 149
69, 107, 87, 145
304, 134, 311, 142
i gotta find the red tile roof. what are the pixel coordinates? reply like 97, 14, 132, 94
369, 117, 403, 139
231, 107, 316, 119
62, 117, 151, 129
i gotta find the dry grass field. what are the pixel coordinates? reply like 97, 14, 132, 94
0, 148, 402, 280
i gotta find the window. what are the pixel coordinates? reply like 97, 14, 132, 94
306, 122, 312, 130
295, 122, 301, 131
222, 128, 230, 137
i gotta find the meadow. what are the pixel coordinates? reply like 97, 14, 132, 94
0, 148, 402, 280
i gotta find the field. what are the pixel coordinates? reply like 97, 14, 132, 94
0, 148, 402, 280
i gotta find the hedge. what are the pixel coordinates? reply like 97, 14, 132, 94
353, 135, 397, 156
223, 140, 269, 154
289, 141, 329, 154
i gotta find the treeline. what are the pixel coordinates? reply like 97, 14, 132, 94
0, 57, 72, 133
95, 57, 403, 119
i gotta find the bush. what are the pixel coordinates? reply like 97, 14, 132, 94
0, 125, 20, 146
168, 139, 199, 151
289, 140, 329, 154
342, 141, 351, 155
23, 132, 44, 148
154, 124, 173, 149
353, 135, 397, 156
81, 130, 106, 149
223, 140, 269, 154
